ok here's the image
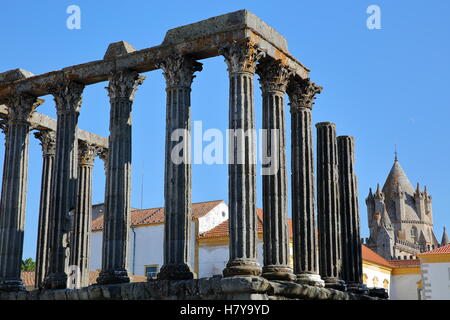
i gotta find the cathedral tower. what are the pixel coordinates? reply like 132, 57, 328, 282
366, 156, 439, 260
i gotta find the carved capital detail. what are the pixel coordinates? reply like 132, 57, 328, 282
7, 93, 42, 123
78, 140, 100, 166
48, 80, 85, 115
34, 129, 56, 156
97, 147, 108, 171
287, 78, 322, 111
106, 70, 145, 101
257, 59, 294, 93
157, 54, 203, 88
219, 38, 266, 74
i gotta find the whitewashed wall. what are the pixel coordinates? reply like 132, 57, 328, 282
198, 240, 264, 278
198, 202, 229, 233
90, 223, 196, 277
362, 264, 391, 294
421, 261, 450, 300
390, 273, 421, 300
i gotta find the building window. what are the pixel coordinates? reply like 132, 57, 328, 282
383, 279, 389, 289
144, 265, 159, 279
373, 277, 379, 288
222, 211, 226, 217
363, 274, 368, 285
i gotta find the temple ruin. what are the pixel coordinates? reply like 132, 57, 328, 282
0, 10, 377, 300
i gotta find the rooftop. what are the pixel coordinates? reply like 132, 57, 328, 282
92, 200, 224, 231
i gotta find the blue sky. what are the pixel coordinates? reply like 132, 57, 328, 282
1, 0, 449, 259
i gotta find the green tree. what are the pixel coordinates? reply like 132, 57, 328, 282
21, 258, 35, 272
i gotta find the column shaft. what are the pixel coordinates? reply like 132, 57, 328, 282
43, 80, 84, 290
97, 70, 144, 284
34, 130, 56, 289
288, 79, 324, 286
69, 141, 97, 288
257, 60, 294, 281
338, 136, 365, 291
220, 40, 265, 277
316, 122, 345, 290
0, 94, 39, 292
157, 55, 202, 280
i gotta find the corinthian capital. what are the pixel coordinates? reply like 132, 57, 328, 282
257, 59, 294, 93
219, 38, 266, 74
34, 129, 56, 156
78, 140, 100, 166
106, 70, 145, 101
287, 78, 322, 111
157, 54, 203, 88
48, 80, 85, 115
7, 93, 42, 123
97, 147, 108, 172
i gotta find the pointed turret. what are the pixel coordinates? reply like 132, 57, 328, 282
374, 184, 383, 199
382, 158, 415, 196
442, 227, 449, 246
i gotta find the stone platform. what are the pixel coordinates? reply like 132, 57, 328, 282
0, 276, 378, 300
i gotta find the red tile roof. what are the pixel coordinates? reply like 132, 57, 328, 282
199, 208, 293, 239
419, 243, 450, 255
361, 245, 392, 269
92, 200, 224, 231
389, 259, 420, 268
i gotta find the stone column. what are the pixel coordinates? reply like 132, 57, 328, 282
33, 129, 56, 289
0, 93, 41, 292
337, 136, 367, 293
69, 141, 98, 288
43, 80, 85, 290
256, 59, 294, 281
97, 70, 145, 285
316, 122, 345, 290
287, 79, 324, 286
220, 39, 265, 277
157, 55, 202, 280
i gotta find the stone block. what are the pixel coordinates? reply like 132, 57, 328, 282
220, 276, 270, 294
104, 41, 136, 60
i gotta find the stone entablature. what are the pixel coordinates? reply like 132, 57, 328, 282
0, 10, 308, 104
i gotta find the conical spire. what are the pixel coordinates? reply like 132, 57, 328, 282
442, 227, 449, 246
382, 158, 415, 196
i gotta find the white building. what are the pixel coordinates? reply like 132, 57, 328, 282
90, 200, 229, 278
88, 200, 449, 300
417, 244, 450, 300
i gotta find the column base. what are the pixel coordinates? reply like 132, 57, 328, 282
262, 265, 295, 281
157, 264, 194, 280
346, 282, 369, 295
368, 287, 389, 299
42, 272, 68, 290
296, 273, 325, 287
223, 259, 262, 277
0, 279, 26, 292
96, 269, 130, 285
323, 277, 347, 291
